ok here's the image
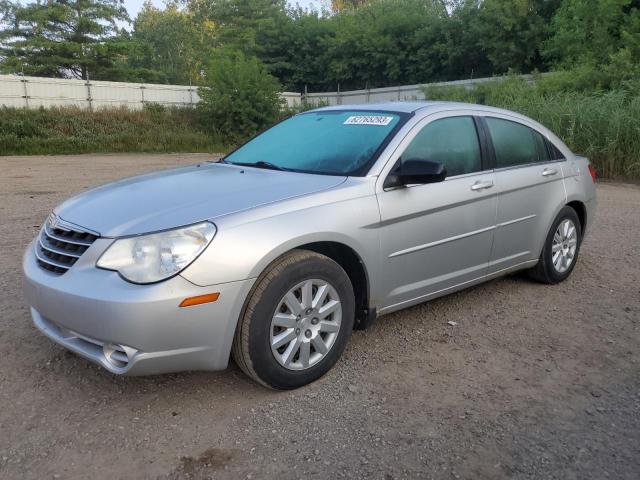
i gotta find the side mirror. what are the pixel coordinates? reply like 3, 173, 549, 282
384, 158, 447, 188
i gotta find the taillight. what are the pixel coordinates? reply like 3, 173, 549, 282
588, 163, 597, 183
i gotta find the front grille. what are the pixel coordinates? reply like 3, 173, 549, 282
35, 215, 99, 274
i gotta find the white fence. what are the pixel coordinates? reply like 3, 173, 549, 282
0, 73, 533, 110
0, 74, 302, 109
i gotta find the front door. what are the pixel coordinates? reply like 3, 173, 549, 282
376, 114, 497, 313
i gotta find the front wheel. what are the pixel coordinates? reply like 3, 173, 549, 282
529, 206, 582, 284
232, 250, 355, 389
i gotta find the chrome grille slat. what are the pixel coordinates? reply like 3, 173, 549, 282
35, 215, 99, 275
38, 237, 82, 258
34, 247, 72, 270
44, 223, 95, 246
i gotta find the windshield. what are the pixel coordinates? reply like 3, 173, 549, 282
224, 110, 405, 175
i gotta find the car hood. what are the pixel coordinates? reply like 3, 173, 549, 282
54, 162, 347, 237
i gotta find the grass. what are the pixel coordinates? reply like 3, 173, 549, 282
423, 73, 640, 180
0, 105, 227, 156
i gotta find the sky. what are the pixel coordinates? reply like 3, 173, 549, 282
123, 0, 327, 22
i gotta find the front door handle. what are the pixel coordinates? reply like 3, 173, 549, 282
471, 181, 494, 191
542, 168, 559, 177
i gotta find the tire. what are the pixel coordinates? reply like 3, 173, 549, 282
232, 249, 355, 389
528, 206, 582, 284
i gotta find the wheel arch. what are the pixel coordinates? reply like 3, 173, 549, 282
566, 200, 587, 232
297, 241, 373, 330
536, 199, 587, 259
248, 237, 374, 330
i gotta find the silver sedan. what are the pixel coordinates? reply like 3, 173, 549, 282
22, 102, 597, 389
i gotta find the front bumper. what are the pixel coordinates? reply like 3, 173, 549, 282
22, 239, 254, 375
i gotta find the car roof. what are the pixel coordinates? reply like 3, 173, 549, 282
311, 101, 529, 120
312, 101, 444, 114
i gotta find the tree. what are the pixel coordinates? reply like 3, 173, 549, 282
322, 0, 450, 89
127, 1, 215, 84
197, 50, 284, 141
331, 0, 371, 12
543, 0, 640, 69
0, 0, 131, 80
247, 6, 334, 91
474, 0, 560, 74
440, 0, 492, 80
188, 0, 289, 57
186, 0, 298, 87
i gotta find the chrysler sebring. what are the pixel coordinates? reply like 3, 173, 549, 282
22, 102, 597, 389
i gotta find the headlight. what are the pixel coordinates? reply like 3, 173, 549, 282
97, 222, 216, 284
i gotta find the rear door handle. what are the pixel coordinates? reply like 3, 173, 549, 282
542, 168, 559, 177
471, 181, 494, 191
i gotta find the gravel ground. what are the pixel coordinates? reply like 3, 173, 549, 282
1, 153, 638, 480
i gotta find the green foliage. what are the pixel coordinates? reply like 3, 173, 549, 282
189, 0, 289, 57
258, 8, 336, 91
126, 1, 216, 84
423, 72, 640, 179
321, 0, 450, 89
0, 0, 132, 80
474, 0, 561, 73
331, 0, 371, 12
0, 106, 226, 155
200, 0, 571, 91
1, 0, 639, 93
197, 51, 284, 141
184, 0, 563, 91
277, 98, 330, 121
543, 0, 640, 69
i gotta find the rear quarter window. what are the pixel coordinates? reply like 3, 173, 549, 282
545, 139, 566, 160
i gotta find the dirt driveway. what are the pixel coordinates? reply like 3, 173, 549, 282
1, 153, 638, 480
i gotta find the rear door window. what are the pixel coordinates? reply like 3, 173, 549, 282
485, 117, 548, 168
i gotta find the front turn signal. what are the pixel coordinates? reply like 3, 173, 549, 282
179, 292, 220, 308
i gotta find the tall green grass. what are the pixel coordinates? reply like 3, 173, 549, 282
424, 74, 640, 179
0, 105, 227, 156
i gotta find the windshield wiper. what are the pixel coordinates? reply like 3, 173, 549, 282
229, 161, 288, 171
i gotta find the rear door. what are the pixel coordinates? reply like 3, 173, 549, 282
376, 112, 497, 312
480, 115, 567, 273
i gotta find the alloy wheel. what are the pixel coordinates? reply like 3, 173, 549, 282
552, 219, 578, 273
270, 279, 342, 371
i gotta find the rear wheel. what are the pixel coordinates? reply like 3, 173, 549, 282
529, 206, 582, 284
232, 250, 355, 389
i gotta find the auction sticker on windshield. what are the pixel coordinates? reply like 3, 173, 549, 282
344, 115, 394, 126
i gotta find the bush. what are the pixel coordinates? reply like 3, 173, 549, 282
0, 106, 226, 155
142, 102, 167, 114
197, 51, 284, 142
423, 71, 640, 179
277, 99, 331, 121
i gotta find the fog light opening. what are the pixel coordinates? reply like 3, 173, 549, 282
103, 343, 130, 369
